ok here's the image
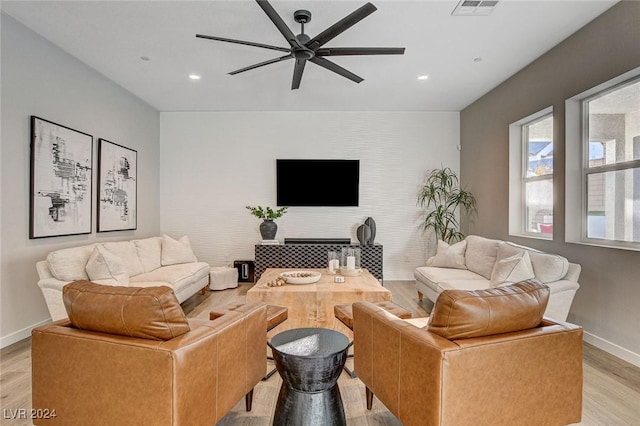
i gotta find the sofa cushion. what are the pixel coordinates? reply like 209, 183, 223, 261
415, 266, 486, 292
426, 240, 467, 269
501, 242, 569, 283
62, 280, 190, 341
102, 241, 144, 277
161, 235, 197, 266
46, 245, 95, 281
130, 262, 210, 290
85, 245, 129, 286
134, 237, 162, 272
437, 279, 491, 292
490, 251, 535, 287
427, 280, 550, 340
464, 235, 500, 279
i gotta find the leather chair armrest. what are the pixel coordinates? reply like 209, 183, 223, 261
353, 302, 457, 425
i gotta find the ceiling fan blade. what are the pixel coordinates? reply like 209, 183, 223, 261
291, 59, 307, 90
229, 54, 293, 75
255, 0, 302, 48
306, 2, 377, 51
315, 47, 405, 56
309, 57, 363, 84
196, 34, 290, 53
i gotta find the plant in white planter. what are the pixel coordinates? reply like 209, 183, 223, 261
246, 205, 288, 240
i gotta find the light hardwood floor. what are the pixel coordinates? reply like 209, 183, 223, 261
1, 281, 639, 425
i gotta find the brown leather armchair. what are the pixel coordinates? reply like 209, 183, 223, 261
32, 281, 267, 425
353, 280, 583, 426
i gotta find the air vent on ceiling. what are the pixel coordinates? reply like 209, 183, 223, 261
452, 0, 499, 16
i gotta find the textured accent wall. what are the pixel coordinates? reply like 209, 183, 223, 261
460, 2, 640, 364
1, 15, 160, 345
160, 111, 460, 280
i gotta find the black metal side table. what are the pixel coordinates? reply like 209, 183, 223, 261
269, 328, 350, 426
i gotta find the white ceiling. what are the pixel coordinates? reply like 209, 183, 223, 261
1, 0, 618, 112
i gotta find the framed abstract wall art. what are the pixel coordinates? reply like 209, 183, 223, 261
97, 139, 137, 232
30, 116, 93, 239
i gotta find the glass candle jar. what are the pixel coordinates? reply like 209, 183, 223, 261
340, 247, 361, 271
327, 251, 340, 274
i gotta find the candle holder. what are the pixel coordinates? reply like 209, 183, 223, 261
340, 247, 362, 276
327, 251, 340, 274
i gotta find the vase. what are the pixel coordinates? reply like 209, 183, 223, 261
364, 217, 376, 244
356, 224, 371, 246
260, 219, 277, 240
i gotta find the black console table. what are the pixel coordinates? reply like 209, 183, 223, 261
254, 243, 383, 282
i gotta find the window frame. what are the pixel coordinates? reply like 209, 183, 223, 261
565, 66, 640, 251
508, 106, 554, 240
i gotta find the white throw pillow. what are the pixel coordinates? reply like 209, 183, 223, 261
490, 251, 535, 287
161, 235, 197, 266
464, 235, 500, 279
426, 240, 467, 270
102, 241, 144, 277
501, 242, 569, 283
85, 245, 129, 286
134, 237, 162, 272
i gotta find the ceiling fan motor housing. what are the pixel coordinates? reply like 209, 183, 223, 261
294, 9, 311, 24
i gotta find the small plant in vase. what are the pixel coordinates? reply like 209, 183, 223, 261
246, 206, 288, 240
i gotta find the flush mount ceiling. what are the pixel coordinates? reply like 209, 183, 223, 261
196, 0, 405, 90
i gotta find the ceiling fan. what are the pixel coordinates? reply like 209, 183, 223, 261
196, 0, 405, 90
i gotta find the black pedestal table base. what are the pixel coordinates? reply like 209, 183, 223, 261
269, 328, 350, 426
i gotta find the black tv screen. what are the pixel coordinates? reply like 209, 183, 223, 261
277, 159, 359, 207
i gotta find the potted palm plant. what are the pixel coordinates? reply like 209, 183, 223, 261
246, 205, 288, 240
418, 167, 477, 243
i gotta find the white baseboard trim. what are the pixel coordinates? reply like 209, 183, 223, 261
583, 331, 640, 368
1, 318, 51, 349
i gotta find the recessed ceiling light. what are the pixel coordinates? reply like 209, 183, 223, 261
473, 57, 483, 62
417, 75, 429, 80
140, 56, 150, 61
189, 74, 201, 80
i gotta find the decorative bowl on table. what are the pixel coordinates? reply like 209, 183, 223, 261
280, 271, 322, 284
339, 268, 362, 277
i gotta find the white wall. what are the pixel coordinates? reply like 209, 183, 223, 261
0, 14, 161, 347
160, 111, 459, 280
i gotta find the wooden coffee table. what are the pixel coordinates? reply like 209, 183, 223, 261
246, 268, 392, 338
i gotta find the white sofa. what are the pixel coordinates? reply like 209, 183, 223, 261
414, 235, 580, 321
36, 235, 210, 321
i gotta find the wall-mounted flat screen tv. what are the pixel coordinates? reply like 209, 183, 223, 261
277, 159, 359, 207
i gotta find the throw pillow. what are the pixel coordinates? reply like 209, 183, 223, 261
427, 280, 550, 340
464, 235, 500, 279
102, 241, 144, 277
426, 240, 467, 269
85, 245, 129, 286
63, 280, 190, 341
490, 251, 535, 287
133, 237, 162, 272
161, 234, 197, 266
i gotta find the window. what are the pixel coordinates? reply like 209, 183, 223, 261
509, 107, 554, 239
566, 67, 640, 250
584, 77, 640, 243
